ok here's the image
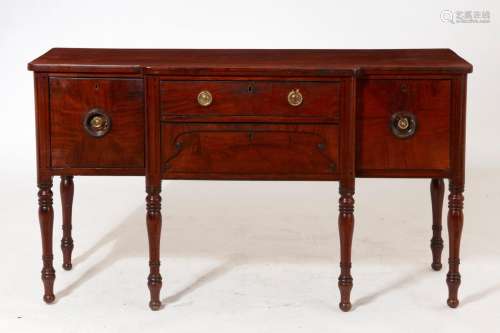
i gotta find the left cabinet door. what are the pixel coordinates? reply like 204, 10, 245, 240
50, 78, 144, 169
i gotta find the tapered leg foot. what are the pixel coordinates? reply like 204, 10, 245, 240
62, 263, 72, 271
339, 301, 352, 312
148, 269, 162, 311
60, 176, 74, 271
446, 181, 464, 308
431, 262, 442, 271
146, 185, 163, 310
149, 300, 162, 311
430, 178, 445, 271
447, 269, 462, 308
338, 186, 354, 312
338, 267, 353, 312
431, 263, 442, 271
41, 257, 56, 304
447, 296, 460, 308
39, 179, 55, 304
43, 294, 55, 304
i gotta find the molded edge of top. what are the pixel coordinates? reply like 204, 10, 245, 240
28, 48, 473, 75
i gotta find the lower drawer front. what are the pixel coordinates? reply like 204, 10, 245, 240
161, 124, 339, 179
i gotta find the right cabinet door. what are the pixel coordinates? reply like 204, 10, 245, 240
357, 78, 451, 176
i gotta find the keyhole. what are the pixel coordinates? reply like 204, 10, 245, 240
248, 85, 254, 93
95, 83, 99, 90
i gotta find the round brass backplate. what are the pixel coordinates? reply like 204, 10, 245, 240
287, 89, 303, 107
390, 111, 416, 139
83, 108, 111, 138
197, 90, 213, 107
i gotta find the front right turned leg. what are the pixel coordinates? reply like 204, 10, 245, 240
146, 184, 163, 310
446, 181, 464, 308
38, 177, 55, 303
338, 185, 355, 312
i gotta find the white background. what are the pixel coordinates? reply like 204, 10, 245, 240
1, 0, 499, 332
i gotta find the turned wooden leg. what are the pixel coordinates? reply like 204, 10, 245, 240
60, 176, 74, 271
146, 185, 162, 310
446, 181, 464, 308
338, 186, 354, 312
38, 178, 55, 303
430, 178, 445, 271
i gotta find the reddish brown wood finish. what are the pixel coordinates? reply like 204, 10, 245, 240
161, 123, 339, 179
447, 181, 464, 308
146, 185, 162, 311
337, 77, 357, 311
145, 76, 163, 310
160, 80, 340, 122
338, 189, 354, 312
34, 72, 56, 303
28, 48, 472, 75
446, 75, 467, 308
50, 78, 144, 169
357, 78, 451, 174
38, 179, 55, 303
29, 49, 471, 311
60, 176, 74, 270
430, 178, 445, 271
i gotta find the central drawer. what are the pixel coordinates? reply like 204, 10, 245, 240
160, 80, 341, 122
161, 123, 339, 180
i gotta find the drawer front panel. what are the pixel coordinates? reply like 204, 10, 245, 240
160, 80, 341, 122
357, 79, 451, 173
50, 78, 144, 168
161, 124, 339, 179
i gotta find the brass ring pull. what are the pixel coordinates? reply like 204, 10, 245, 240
83, 108, 111, 137
197, 90, 213, 107
390, 111, 416, 139
287, 89, 303, 107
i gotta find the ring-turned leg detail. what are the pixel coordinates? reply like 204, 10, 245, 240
430, 178, 445, 271
338, 187, 354, 312
146, 185, 162, 310
38, 179, 55, 303
446, 181, 464, 308
60, 176, 74, 271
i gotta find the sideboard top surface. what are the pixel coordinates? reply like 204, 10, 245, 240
28, 48, 472, 75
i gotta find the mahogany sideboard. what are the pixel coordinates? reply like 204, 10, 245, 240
28, 48, 472, 311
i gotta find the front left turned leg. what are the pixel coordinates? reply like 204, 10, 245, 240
446, 181, 464, 308
60, 176, 74, 270
146, 185, 162, 310
38, 179, 55, 303
338, 186, 355, 312
430, 178, 445, 271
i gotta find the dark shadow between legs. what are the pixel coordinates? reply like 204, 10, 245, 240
56, 207, 146, 300
461, 282, 500, 306
163, 256, 245, 306
352, 267, 428, 310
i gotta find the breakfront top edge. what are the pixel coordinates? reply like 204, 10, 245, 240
28, 48, 473, 75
